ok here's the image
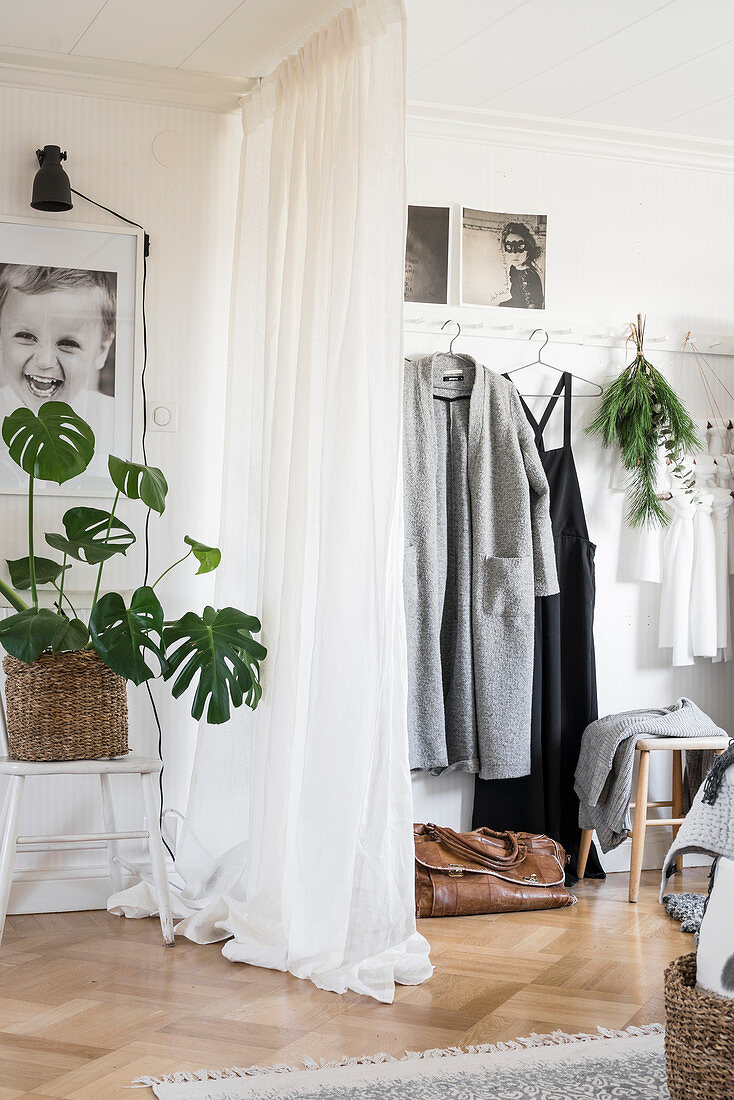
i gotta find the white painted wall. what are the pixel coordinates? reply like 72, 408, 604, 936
407, 108, 734, 873
0, 83, 242, 911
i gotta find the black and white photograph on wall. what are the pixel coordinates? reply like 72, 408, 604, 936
404, 205, 450, 304
0, 217, 140, 494
461, 208, 547, 310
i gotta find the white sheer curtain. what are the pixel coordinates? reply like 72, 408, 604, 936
111, 0, 432, 1003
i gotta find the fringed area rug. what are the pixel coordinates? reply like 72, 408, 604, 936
136, 1024, 668, 1099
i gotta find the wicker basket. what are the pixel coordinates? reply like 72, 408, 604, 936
665, 952, 734, 1100
2, 650, 128, 761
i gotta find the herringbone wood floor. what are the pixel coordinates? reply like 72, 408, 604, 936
0, 867, 705, 1099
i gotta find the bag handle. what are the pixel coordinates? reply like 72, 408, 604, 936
424, 823, 526, 870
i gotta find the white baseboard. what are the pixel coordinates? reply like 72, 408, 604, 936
599, 830, 709, 875
8, 864, 139, 914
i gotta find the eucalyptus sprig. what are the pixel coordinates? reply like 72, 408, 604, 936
586, 314, 700, 528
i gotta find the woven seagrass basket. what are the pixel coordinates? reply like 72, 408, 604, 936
665, 952, 734, 1100
2, 650, 129, 761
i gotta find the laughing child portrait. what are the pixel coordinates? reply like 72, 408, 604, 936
0, 264, 116, 483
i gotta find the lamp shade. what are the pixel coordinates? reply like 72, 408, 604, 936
31, 145, 73, 211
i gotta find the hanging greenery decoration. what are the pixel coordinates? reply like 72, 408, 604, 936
586, 314, 700, 528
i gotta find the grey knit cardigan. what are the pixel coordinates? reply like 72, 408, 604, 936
403, 354, 558, 780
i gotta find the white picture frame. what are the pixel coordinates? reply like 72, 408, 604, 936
404, 204, 451, 305
460, 207, 547, 311
0, 214, 144, 496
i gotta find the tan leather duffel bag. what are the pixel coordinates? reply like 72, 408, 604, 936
414, 823, 576, 917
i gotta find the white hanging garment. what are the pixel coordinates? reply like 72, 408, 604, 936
633, 464, 671, 584
634, 522, 664, 584
659, 494, 696, 666
716, 456, 734, 572
690, 492, 718, 658
693, 454, 718, 487
711, 488, 732, 662
715, 453, 734, 489
706, 418, 731, 456
694, 418, 711, 452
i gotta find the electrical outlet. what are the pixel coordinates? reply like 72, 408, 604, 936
148, 401, 179, 432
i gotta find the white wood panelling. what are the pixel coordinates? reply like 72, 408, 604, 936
407, 105, 734, 872
485, 3, 734, 121
0, 0, 104, 55
72, 0, 245, 69
180, 0, 349, 78
406, 1, 671, 111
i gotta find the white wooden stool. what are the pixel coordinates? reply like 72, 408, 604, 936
0, 689, 174, 947
577, 735, 730, 903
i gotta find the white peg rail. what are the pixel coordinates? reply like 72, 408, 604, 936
404, 306, 734, 357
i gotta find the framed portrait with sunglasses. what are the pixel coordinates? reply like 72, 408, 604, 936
461, 208, 547, 310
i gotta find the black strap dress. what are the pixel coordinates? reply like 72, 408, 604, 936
472, 373, 604, 882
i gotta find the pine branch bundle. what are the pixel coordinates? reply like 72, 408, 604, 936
586, 315, 700, 528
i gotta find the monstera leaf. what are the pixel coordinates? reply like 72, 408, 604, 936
89, 586, 165, 685
108, 456, 168, 514
46, 507, 135, 565
184, 536, 221, 575
0, 607, 69, 663
50, 616, 89, 653
2, 402, 94, 483
6, 555, 68, 591
163, 606, 265, 724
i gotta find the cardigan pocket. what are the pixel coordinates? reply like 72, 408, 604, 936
483, 555, 533, 617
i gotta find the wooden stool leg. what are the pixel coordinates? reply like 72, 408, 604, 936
0, 776, 24, 946
671, 750, 684, 873
141, 772, 175, 947
100, 773, 124, 896
629, 750, 650, 903
577, 830, 593, 879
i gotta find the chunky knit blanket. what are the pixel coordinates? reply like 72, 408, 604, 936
574, 699, 727, 853
660, 742, 734, 899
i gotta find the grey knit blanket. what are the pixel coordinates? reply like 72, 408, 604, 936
574, 699, 727, 853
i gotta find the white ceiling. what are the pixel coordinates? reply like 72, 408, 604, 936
407, 0, 734, 140
0, 0, 347, 79
1, 0, 734, 140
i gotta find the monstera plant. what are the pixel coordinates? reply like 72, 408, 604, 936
0, 401, 265, 725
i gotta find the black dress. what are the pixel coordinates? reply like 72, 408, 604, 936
472, 373, 604, 882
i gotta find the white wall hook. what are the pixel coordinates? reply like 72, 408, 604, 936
647, 334, 667, 343
551, 327, 572, 335
708, 340, 723, 349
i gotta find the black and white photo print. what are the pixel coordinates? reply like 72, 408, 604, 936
0, 218, 140, 493
461, 209, 547, 310
404, 205, 450, 304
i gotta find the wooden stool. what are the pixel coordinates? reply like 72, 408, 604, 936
0, 688, 174, 948
577, 735, 730, 903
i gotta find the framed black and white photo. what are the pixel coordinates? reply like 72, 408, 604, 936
461, 208, 547, 310
0, 216, 142, 495
404, 205, 450, 305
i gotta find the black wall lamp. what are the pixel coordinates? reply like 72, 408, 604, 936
31, 145, 73, 211
29, 143, 150, 257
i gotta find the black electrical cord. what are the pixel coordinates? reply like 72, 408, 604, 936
71, 188, 174, 862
